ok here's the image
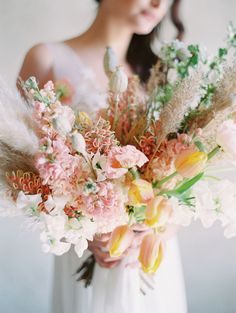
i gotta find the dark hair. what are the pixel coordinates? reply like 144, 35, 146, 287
95, 0, 184, 82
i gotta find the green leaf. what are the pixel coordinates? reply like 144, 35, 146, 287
174, 172, 204, 194
218, 48, 228, 58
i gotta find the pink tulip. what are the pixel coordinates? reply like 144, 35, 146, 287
145, 196, 172, 227
109, 225, 134, 257
128, 179, 154, 205
175, 149, 208, 178
139, 233, 164, 274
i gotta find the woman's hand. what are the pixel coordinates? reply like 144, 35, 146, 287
88, 233, 122, 269
88, 224, 151, 269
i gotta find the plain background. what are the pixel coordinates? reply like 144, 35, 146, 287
0, 1, 236, 313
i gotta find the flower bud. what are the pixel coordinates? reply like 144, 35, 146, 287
71, 132, 87, 156
175, 149, 208, 178
128, 179, 154, 205
109, 225, 134, 257
145, 196, 172, 227
109, 66, 128, 95
139, 233, 164, 274
103, 46, 117, 78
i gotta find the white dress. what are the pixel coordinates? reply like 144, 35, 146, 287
47, 42, 188, 313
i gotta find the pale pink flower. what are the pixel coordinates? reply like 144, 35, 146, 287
77, 181, 128, 233
106, 145, 148, 179
36, 137, 84, 195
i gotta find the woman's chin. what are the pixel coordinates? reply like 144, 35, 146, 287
131, 20, 157, 35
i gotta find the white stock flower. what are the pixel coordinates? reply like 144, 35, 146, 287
193, 179, 236, 232
92, 152, 107, 181
44, 195, 69, 216
216, 120, 236, 158
64, 217, 96, 258
40, 231, 71, 255
192, 181, 219, 228
169, 198, 195, 227
41, 213, 67, 239
224, 221, 236, 238
16, 191, 42, 216
74, 238, 89, 258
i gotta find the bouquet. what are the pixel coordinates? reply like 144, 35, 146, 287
1, 23, 236, 283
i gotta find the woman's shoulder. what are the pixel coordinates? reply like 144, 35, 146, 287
19, 43, 54, 87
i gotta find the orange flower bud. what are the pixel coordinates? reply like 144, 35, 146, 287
139, 233, 164, 274
128, 179, 154, 205
109, 225, 134, 257
175, 149, 208, 178
145, 196, 172, 227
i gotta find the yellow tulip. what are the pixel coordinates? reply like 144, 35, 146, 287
145, 196, 172, 227
175, 149, 208, 178
109, 225, 134, 257
139, 233, 164, 274
128, 179, 154, 205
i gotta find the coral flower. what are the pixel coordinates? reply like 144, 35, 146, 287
109, 225, 134, 257
128, 179, 154, 205
145, 196, 172, 227
139, 233, 164, 274
175, 149, 208, 178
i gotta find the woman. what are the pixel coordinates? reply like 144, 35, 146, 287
18, 1, 187, 312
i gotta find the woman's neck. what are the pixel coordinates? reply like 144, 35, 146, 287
77, 8, 133, 64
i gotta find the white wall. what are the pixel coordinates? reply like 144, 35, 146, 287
0, 1, 236, 312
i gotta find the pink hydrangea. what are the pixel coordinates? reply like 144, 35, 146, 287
106, 145, 148, 179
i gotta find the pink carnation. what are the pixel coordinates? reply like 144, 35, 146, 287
78, 181, 128, 233
106, 145, 148, 179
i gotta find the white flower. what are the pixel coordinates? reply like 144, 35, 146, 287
177, 47, 191, 61
92, 151, 107, 181
192, 181, 218, 228
64, 217, 96, 258
74, 238, 89, 258
65, 217, 96, 243
79, 217, 97, 240
44, 195, 69, 215
41, 213, 67, 239
40, 231, 71, 255
16, 191, 42, 216
224, 221, 236, 238
216, 120, 236, 158
193, 179, 236, 230
167, 68, 178, 85
169, 198, 195, 226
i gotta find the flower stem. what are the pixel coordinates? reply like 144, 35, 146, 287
208, 146, 220, 160
153, 171, 178, 189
